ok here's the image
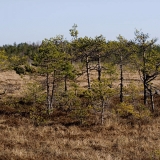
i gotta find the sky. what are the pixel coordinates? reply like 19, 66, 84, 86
0, 0, 160, 46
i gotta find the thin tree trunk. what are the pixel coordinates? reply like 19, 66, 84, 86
148, 86, 155, 112
120, 56, 123, 102
101, 99, 105, 125
50, 70, 56, 109
64, 75, 67, 92
143, 50, 147, 105
86, 55, 91, 89
143, 78, 147, 105
150, 92, 155, 112
46, 70, 50, 115
97, 54, 101, 82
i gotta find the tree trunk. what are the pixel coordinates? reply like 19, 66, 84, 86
97, 54, 102, 82
120, 56, 123, 102
46, 71, 50, 115
148, 86, 155, 112
101, 99, 105, 125
86, 55, 91, 89
143, 78, 147, 105
150, 91, 155, 112
50, 70, 56, 109
143, 50, 147, 105
64, 75, 67, 92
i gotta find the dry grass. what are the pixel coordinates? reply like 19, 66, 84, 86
1, 70, 160, 160
0, 69, 160, 97
1, 112, 160, 160
0, 70, 32, 97
76, 69, 160, 89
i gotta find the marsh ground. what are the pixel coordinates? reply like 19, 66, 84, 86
1, 70, 160, 160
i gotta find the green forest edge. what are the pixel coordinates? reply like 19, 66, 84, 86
1, 24, 160, 126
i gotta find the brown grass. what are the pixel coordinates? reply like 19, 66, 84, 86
1, 70, 160, 160
0, 69, 160, 97
1, 111, 160, 160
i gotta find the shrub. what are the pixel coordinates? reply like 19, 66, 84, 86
14, 66, 26, 75
116, 102, 151, 122
25, 64, 36, 73
117, 102, 135, 118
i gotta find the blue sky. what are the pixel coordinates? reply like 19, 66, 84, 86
0, 0, 160, 45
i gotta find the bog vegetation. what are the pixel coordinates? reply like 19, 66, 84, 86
1, 25, 160, 159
